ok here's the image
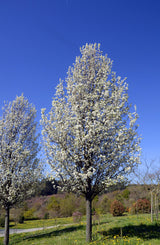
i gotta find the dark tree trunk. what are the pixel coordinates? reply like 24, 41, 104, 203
4, 207, 9, 245
86, 196, 92, 243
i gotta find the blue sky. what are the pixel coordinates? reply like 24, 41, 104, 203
0, 0, 160, 163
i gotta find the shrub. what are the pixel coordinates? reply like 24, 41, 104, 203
122, 189, 130, 199
128, 204, 136, 215
18, 215, 24, 224
44, 212, 49, 219
76, 196, 86, 215
23, 208, 36, 220
93, 212, 100, 225
0, 216, 5, 227
60, 194, 76, 217
110, 200, 125, 216
99, 196, 111, 214
47, 196, 61, 218
133, 199, 151, 214
115, 194, 123, 202
72, 211, 82, 222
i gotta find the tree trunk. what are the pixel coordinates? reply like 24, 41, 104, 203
156, 194, 159, 221
155, 193, 159, 221
86, 196, 92, 243
151, 191, 153, 223
4, 207, 9, 245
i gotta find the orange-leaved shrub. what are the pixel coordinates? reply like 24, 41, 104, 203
110, 200, 125, 216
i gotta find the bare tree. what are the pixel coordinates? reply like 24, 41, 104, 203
147, 170, 160, 222
132, 158, 160, 222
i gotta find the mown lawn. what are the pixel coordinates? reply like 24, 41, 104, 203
0, 213, 160, 244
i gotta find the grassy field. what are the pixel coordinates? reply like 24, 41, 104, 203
0, 213, 160, 244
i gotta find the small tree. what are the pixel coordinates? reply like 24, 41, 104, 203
0, 95, 40, 245
132, 158, 160, 222
41, 43, 141, 242
147, 171, 160, 222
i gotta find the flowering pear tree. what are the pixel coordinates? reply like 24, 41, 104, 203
0, 95, 40, 245
41, 43, 141, 242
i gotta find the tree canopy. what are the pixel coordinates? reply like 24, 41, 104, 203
0, 94, 41, 245
41, 43, 141, 242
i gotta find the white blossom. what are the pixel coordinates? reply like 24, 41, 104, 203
0, 94, 41, 209
41, 43, 141, 199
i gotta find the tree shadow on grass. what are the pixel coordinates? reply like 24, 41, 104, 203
98, 223, 160, 240
10, 225, 85, 244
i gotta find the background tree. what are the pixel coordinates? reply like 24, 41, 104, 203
0, 95, 40, 245
41, 43, 141, 242
38, 177, 58, 196
132, 158, 160, 222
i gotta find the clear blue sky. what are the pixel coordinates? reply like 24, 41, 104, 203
0, 0, 160, 162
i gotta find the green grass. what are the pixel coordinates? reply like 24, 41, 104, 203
0, 213, 160, 244
9, 216, 75, 229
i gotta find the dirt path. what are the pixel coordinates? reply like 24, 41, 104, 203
0, 225, 61, 237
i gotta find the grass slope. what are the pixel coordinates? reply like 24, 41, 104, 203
0, 213, 160, 244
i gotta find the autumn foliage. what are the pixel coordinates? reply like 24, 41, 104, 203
110, 200, 125, 216
132, 199, 151, 214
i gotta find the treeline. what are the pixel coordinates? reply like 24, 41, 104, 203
0, 182, 153, 226
36, 178, 127, 197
